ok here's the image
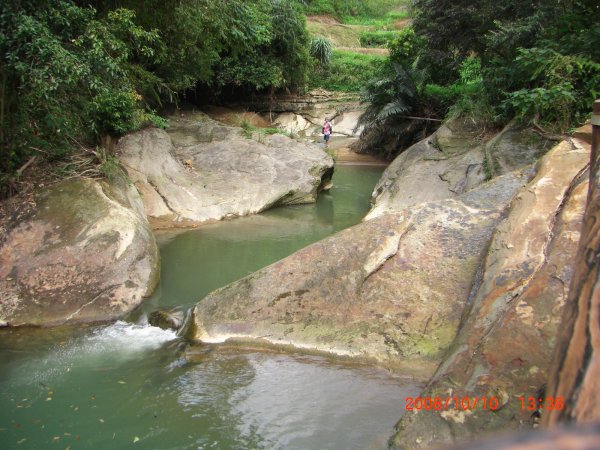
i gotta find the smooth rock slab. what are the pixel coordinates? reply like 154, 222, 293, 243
117, 112, 334, 228
191, 170, 532, 377
367, 120, 486, 219
0, 178, 159, 326
367, 121, 555, 220
389, 137, 590, 449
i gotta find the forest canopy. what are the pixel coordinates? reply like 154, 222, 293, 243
2, 0, 599, 192
355, 0, 600, 158
0, 0, 310, 195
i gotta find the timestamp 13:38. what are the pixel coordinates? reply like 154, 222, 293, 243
519, 396, 565, 411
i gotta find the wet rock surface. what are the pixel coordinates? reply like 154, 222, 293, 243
0, 178, 159, 326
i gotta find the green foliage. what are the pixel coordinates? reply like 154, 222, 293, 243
309, 50, 387, 91
408, 0, 600, 132
359, 31, 400, 47
145, 112, 168, 129
239, 120, 284, 140
445, 57, 495, 125
0, 0, 164, 192
95, 147, 128, 181
310, 36, 333, 66
387, 26, 422, 62
343, 11, 409, 26
1, 0, 314, 195
120, 0, 311, 94
241, 120, 255, 138
355, 61, 439, 159
500, 48, 600, 131
482, 155, 493, 181
89, 91, 139, 135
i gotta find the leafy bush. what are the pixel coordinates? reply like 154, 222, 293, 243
355, 62, 440, 159
500, 48, 600, 131
0, 0, 164, 193
445, 57, 496, 125
89, 91, 140, 136
359, 31, 400, 47
388, 26, 422, 62
410, 0, 600, 131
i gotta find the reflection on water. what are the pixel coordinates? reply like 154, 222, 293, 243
0, 165, 424, 450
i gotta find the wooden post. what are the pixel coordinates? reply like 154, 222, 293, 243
542, 99, 600, 426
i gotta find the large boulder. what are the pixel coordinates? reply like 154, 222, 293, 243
367, 120, 487, 219
117, 112, 334, 228
191, 169, 532, 378
367, 121, 554, 219
0, 178, 159, 326
389, 136, 590, 449
272, 112, 314, 136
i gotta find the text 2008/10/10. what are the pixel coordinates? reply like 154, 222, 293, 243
405, 396, 500, 411
405, 396, 566, 412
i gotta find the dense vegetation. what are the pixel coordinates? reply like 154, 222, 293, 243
308, 50, 387, 92
0, 0, 310, 196
2, 0, 598, 193
356, 0, 600, 158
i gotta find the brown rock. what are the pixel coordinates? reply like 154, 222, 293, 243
0, 178, 159, 326
389, 137, 590, 448
543, 112, 600, 427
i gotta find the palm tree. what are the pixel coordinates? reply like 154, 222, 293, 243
354, 62, 436, 159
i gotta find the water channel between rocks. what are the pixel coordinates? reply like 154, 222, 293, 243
0, 165, 422, 450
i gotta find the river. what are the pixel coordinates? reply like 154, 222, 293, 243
0, 165, 421, 450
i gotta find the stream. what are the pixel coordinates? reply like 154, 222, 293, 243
0, 165, 421, 450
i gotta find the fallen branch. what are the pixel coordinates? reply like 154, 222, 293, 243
397, 115, 443, 122
16, 156, 36, 176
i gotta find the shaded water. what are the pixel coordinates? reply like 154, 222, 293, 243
0, 166, 421, 449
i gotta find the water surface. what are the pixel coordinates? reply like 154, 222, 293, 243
0, 165, 422, 450
145, 165, 385, 310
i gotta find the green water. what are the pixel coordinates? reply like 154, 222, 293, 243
0, 165, 421, 450
144, 165, 385, 310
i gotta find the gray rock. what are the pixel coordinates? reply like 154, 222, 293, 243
117, 112, 334, 228
366, 121, 556, 220
0, 178, 159, 326
484, 124, 555, 176
148, 307, 190, 335
367, 120, 486, 219
190, 169, 531, 378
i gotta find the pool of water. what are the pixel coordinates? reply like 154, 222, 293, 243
144, 164, 385, 311
0, 165, 422, 450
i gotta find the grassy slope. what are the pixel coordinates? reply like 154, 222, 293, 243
306, 2, 411, 92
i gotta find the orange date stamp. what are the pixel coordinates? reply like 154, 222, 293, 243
405, 396, 501, 411
405, 396, 565, 412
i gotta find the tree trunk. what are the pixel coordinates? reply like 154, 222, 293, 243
543, 99, 600, 426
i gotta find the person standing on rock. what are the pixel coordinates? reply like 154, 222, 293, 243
322, 118, 332, 147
